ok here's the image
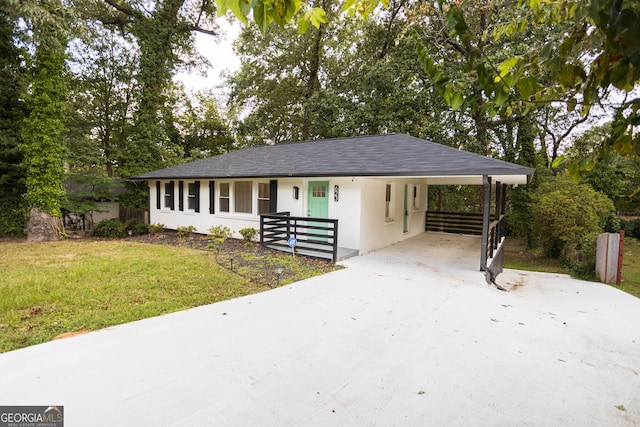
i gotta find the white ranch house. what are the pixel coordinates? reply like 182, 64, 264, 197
132, 133, 534, 280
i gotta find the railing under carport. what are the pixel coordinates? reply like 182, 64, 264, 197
424, 177, 508, 285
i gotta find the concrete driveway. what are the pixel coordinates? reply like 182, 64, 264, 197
1, 233, 639, 426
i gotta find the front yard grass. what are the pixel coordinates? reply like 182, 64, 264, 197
0, 239, 339, 353
504, 236, 640, 298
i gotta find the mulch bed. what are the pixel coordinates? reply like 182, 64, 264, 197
126, 231, 339, 288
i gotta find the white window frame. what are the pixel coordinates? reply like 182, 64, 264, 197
385, 183, 393, 222
187, 182, 197, 211
257, 182, 270, 215
219, 182, 230, 213
234, 181, 253, 214
164, 182, 173, 210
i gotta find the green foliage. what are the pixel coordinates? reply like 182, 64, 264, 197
125, 219, 148, 236
147, 223, 166, 234
20, 1, 68, 218
209, 225, 232, 243
0, 11, 28, 236
238, 227, 258, 241
176, 225, 197, 241
530, 173, 617, 265
92, 218, 147, 237
622, 219, 640, 239
92, 219, 126, 237
178, 91, 236, 159
118, 181, 148, 209
229, 9, 442, 145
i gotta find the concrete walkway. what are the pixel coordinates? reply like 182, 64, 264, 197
1, 233, 639, 426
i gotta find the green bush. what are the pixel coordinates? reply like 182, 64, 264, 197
530, 173, 617, 264
92, 219, 125, 237
147, 223, 165, 234
176, 225, 197, 241
622, 219, 640, 239
209, 225, 232, 243
125, 219, 148, 236
239, 227, 258, 241
92, 219, 148, 238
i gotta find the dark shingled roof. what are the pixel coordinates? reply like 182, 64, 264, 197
131, 133, 534, 180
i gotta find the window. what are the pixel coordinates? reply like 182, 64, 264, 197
164, 181, 174, 210
312, 185, 326, 198
188, 182, 200, 212
385, 184, 392, 220
219, 183, 230, 213
258, 182, 270, 214
235, 181, 252, 213
413, 185, 419, 210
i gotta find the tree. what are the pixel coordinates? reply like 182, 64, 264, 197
218, 0, 640, 163
530, 173, 617, 264
67, 24, 138, 177
96, 0, 220, 178
20, 0, 69, 241
228, 1, 444, 145
178, 91, 236, 159
0, 6, 29, 236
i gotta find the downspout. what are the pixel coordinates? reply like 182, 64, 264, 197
480, 175, 506, 291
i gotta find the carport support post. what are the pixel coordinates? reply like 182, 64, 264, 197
480, 175, 491, 271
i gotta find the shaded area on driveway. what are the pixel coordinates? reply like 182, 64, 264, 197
1, 233, 639, 426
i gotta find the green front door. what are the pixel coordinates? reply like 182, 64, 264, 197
308, 181, 329, 240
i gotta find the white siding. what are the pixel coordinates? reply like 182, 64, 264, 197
277, 178, 361, 250
148, 179, 263, 239
327, 177, 361, 250
147, 177, 426, 252
358, 178, 428, 255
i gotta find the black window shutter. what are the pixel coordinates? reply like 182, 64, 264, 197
269, 180, 278, 213
209, 181, 215, 214
169, 181, 175, 210
155, 181, 161, 209
194, 181, 200, 213
178, 181, 184, 211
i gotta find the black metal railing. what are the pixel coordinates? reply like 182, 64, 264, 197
425, 211, 484, 235
260, 212, 339, 263
486, 215, 506, 274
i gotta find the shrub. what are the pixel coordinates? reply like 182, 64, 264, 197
176, 225, 197, 241
125, 219, 148, 236
92, 219, 125, 238
92, 219, 148, 238
530, 173, 617, 265
209, 225, 232, 243
147, 223, 165, 234
622, 218, 640, 239
239, 227, 258, 242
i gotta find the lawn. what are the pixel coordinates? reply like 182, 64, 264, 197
504, 236, 640, 298
0, 239, 339, 353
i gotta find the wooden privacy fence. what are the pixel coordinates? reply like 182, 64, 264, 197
260, 212, 339, 263
425, 211, 484, 235
596, 232, 624, 284
119, 207, 148, 224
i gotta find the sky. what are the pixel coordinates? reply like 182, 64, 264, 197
175, 19, 242, 93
